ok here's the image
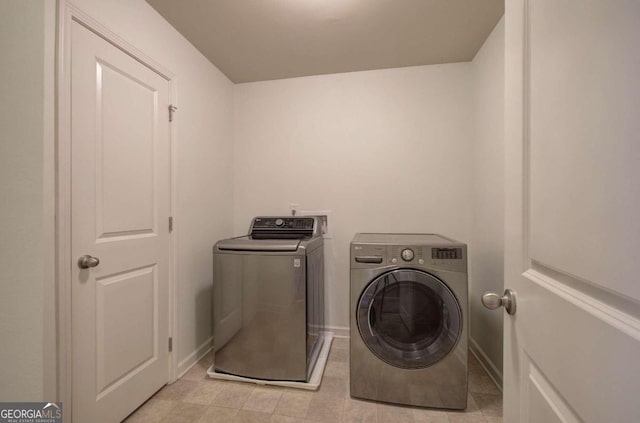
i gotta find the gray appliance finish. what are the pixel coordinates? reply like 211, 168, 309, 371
213, 217, 324, 382
350, 233, 468, 409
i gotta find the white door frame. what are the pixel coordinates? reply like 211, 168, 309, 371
56, 1, 179, 417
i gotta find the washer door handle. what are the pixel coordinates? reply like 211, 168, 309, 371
369, 307, 376, 331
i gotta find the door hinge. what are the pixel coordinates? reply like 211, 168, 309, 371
168, 337, 173, 352
169, 104, 178, 122
169, 216, 174, 232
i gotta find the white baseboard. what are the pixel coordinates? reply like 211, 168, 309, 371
325, 325, 349, 338
177, 336, 213, 379
469, 336, 503, 392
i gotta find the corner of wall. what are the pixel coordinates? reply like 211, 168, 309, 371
42, 0, 58, 401
469, 336, 503, 390
176, 336, 213, 379
468, 13, 506, 387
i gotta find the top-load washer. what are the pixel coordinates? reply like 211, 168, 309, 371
350, 233, 468, 409
212, 217, 324, 382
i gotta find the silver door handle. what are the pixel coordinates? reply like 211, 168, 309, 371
481, 289, 516, 315
78, 255, 100, 269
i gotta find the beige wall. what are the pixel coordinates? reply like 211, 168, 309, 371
470, 17, 505, 385
0, 0, 56, 401
233, 64, 475, 331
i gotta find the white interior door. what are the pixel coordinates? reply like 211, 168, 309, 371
71, 20, 171, 423
502, 1, 640, 422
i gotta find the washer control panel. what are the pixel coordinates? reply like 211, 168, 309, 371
351, 240, 466, 272
432, 247, 463, 260
252, 217, 314, 230
401, 248, 415, 261
250, 216, 316, 239
387, 245, 466, 271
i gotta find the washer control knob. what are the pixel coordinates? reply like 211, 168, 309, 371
401, 248, 415, 262
391, 258, 398, 264
275, 218, 285, 227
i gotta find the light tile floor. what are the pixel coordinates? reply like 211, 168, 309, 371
125, 338, 502, 423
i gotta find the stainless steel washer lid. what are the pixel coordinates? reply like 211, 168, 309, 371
216, 236, 301, 252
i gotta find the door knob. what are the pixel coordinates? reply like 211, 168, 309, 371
481, 289, 516, 315
78, 255, 100, 269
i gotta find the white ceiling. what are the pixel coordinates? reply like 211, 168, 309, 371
146, 0, 504, 83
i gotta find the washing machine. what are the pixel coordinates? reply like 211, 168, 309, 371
350, 233, 468, 409
212, 216, 324, 382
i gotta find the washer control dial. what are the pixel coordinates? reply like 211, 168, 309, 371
275, 218, 285, 227
401, 248, 415, 262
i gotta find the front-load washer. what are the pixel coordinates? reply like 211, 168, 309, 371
212, 217, 324, 382
350, 233, 468, 409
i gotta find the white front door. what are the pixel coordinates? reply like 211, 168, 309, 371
71, 20, 171, 423
503, 1, 640, 421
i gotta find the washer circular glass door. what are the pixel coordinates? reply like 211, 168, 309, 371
357, 269, 462, 369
